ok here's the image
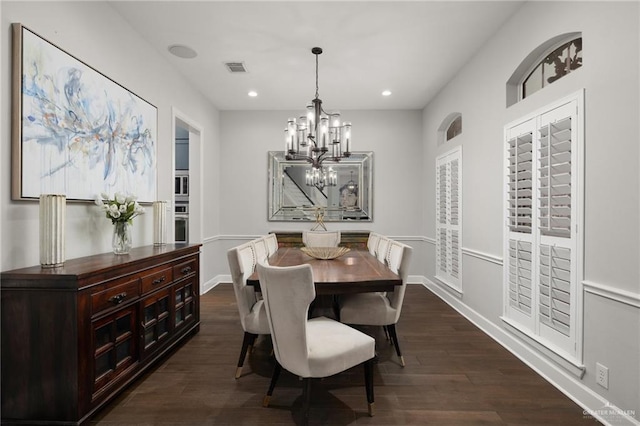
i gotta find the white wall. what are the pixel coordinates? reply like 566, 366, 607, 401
422, 1, 639, 423
208, 109, 426, 287
1, 2, 220, 271
219, 109, 423, 235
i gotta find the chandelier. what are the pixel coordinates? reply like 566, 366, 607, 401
285, 47, 352, 170
345, 171, 357, 194
305, 166, 337, 190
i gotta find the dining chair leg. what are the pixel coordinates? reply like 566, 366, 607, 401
382, 325, 390, 342
332, 295, 341, 321
386, 324, 405, 367
302, 377, 312, 423
364, 359, 375, 417
263, 361, 282, 407
236, 332, 257, 379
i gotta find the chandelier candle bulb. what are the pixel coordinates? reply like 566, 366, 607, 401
307, 105, 315, 138
298, 116, 307, 145
333, 140, 341, 158
344, 123, 352, 154
332, 114, 341, 143
320, 117, 329, 149
153, 201, 168, 246
284, 129, 289, 152
287, 118, 297, 152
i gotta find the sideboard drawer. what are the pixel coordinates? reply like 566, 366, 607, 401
141, 266, 173, 295
173, 257, 197, 281
91, 278, 140, 316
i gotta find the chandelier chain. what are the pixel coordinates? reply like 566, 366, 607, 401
315, 52, 320, 100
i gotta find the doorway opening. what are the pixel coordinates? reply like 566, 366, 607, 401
172, 109, 202, 245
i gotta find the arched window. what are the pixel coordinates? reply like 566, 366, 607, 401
523, 38, 582, 99
437, 113, 462, 146
506, 33, 582, 107
446, 116, 462, 141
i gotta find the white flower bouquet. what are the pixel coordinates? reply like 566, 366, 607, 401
95, 192, 145, 224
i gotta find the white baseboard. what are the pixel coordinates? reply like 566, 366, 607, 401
201, 274, 229, 294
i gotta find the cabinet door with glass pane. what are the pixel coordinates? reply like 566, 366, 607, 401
173, 276, 198, 332
140, 286, 172, 359
92, 305, 138, 395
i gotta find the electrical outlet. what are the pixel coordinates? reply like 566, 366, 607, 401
596, 362, 609, 389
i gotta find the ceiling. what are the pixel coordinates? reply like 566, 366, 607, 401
109, 1, 524, 111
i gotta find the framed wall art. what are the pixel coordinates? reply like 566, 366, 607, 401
11, 23, 157, 202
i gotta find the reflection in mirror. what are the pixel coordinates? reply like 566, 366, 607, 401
268, 151, 373, 222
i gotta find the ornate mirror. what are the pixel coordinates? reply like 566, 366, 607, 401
268, 151, 373, 222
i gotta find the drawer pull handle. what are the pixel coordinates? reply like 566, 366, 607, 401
152, 276, 166, 285
181, 266, 192, 274
109, 292, 127, 304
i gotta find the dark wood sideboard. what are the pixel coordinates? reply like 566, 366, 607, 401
272, 230, 370, 249
1, 244, 201, 425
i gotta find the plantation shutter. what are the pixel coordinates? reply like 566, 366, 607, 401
538, 244, 572, 336
435, 147, 462, 292
508, 240, 533, 315
538, 117, 572, 238
507, 132, 534, 233
503, 92, 582, 361
536, 102, 578, 350
505, 120, 536, 330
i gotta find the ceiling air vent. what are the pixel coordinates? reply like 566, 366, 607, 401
225, 62, 247, 73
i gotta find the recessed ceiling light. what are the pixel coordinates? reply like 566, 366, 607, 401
248, 91, 258, 97
168, 44, 198, 59
382, 90, 392, 97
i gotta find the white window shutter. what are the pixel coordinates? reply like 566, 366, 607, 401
504, 119, 536, 331
503, 91, 583, 363
507, 132, 533, 234
538, 116, 572, 237
508, 240, 533, 315
538, 244, 572, 337
436, 147, 462, 292
536, 101, 579, 351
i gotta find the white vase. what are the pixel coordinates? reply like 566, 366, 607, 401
153, 201, 168, 246
39, 194, 66, 268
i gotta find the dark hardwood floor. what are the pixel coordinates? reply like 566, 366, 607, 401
91, 284, 598, 425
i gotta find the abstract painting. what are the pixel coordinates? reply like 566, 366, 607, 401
12, 23, 157, 202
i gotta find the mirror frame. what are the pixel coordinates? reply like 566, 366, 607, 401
268, 151, 373, 222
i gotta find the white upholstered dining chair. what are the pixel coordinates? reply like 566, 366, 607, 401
251, 236, 269, 265
302, 230, 341, 247
376, 236, 391, 264
227, 242, 271, 379
264, 233, 279, 256
367, 232, 382, 256
339, 241, 413, 366
256, 263, 376, 419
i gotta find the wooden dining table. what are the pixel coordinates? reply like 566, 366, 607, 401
246, 247, 402, 295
